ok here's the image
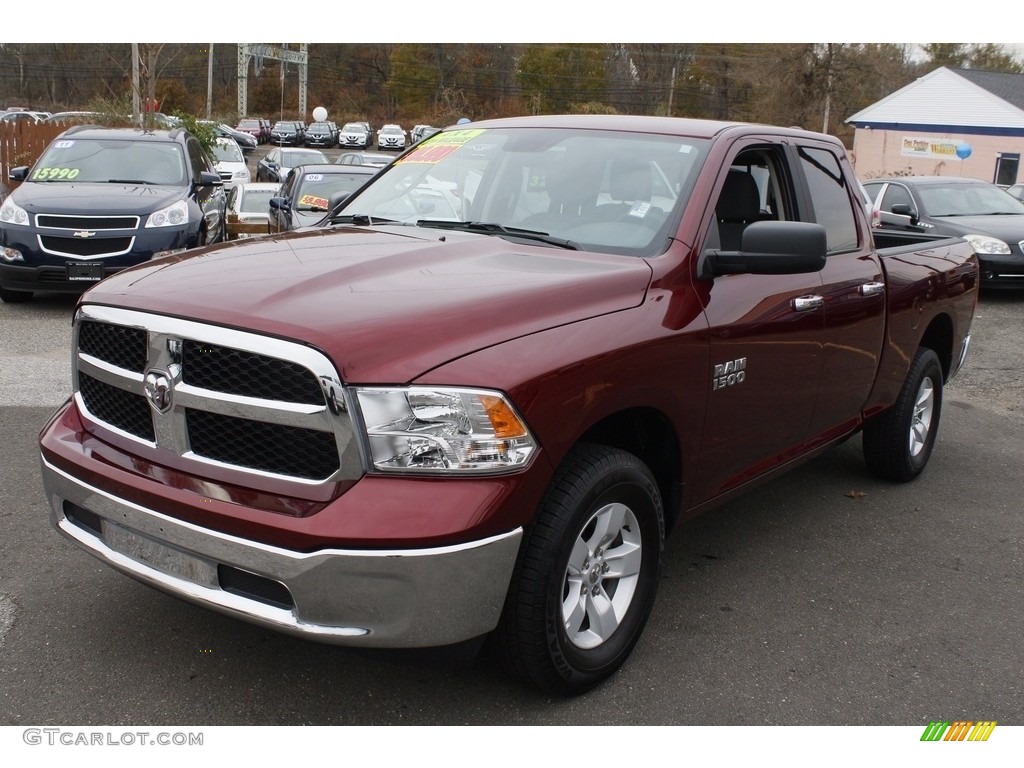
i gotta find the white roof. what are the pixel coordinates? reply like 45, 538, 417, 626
846, 67, 1024, 129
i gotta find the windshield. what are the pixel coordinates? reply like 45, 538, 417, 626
342, 123, 365, 132
281, 150, 327, 167
31, 137, 186, 184
335, 126, 708, 256
212, 141, 244, 163
239, 188, 276, 214
918, 183, 1024, 216
294, 171, 373, 210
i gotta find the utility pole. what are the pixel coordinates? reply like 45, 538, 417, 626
206, 43, 214, 120
131, 43, 141, 127
667, 66, 676, 117
280, 53, 285, 121
822, 43, 834, 135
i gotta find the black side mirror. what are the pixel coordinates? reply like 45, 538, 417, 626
700, 221, 827, 278
889, 203, 919, 225
328, 191, 350, 214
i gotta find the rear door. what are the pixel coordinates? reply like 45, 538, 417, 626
791, 143, 886, 444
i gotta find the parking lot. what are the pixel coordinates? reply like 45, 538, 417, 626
1, 279, 1021, 730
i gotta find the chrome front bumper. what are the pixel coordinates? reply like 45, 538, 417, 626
41, 456, 522, 648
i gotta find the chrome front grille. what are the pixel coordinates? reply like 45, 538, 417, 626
72, 305, 360, 492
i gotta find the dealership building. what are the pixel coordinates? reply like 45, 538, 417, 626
848, 66, 1024, 186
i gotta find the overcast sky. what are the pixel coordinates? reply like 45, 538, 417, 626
3, 3, 1022, 55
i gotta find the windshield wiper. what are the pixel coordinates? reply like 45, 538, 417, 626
106, 179, 150, 184
330, 213, 400, 226
416, 220, 580, 250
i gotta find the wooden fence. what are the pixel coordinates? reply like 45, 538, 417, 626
1, 121, 66, 191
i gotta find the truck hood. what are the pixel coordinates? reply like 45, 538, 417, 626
13, 181, 185, 215
84, 226, 653, 383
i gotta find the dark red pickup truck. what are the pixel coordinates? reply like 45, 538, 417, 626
39, 115, 978, 694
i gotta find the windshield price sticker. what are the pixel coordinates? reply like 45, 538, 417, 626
33, 167, 81, 180
399, 128, 487, 165
299, 194, 329, 209
53, 140, 75, 149
304, 173, 324, 182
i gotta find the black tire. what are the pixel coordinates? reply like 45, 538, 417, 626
863, 347, 943, 482
493, 443, 664, 695
0, 285, 32, 303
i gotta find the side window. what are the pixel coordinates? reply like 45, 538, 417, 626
879, 184, 913, 213
797, 146, 858, 253
186, 138, 208, 181
713, 147, 794, 252
281, 171, 296, 198
863, 183, 883, 207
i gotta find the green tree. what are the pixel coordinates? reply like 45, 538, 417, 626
740, 43, 919, 145
967, 43, 1024, 73
921, 43, 970, 69
516, 44, 609, 114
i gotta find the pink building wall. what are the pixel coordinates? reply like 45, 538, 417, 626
850, 128, 1024, 185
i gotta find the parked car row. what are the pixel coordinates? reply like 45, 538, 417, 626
0, 124, 228, 303
227, 160, 385, 239
1, 108, 51, 124
0, 115, 398, 300
235, 117, 272, 143
255, 147, 330, 184
866, 174, 1024, 288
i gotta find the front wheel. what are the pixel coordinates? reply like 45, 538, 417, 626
493, 443, 664, 695
863, 347, 943, 482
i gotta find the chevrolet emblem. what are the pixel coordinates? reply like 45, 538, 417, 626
72, 230, 97, 238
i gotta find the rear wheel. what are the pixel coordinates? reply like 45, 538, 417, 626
494, 443, 664, 695
863, 347, 943, 482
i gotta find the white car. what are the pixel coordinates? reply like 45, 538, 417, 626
339, 121, 372, 149
376, 124, 407, 151
210, 137, 251, 190
225, 182, 280, 239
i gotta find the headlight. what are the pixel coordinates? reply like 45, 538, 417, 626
354, 387, 537, 474
963, 234, 1010, 255
145, 199, 189, 228
0, 197, 30, 226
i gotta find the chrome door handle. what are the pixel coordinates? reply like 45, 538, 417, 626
792, 295, 824, 312
859, 282, 886, 297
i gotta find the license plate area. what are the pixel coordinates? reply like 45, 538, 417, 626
66, 262, 105, 282
103, 521, 218, 587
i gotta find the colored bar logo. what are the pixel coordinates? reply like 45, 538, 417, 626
920, 721, 997, 741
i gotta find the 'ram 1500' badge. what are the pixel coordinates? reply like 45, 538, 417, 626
712, 357, 746, 391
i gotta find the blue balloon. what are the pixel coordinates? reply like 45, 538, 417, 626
956, 142, 972, 160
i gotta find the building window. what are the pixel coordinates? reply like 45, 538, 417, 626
994, 153, 1019, 187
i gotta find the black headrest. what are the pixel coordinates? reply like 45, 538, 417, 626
716, 170, 760, 221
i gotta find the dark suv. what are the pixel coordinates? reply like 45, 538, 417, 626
304, 121, 337, 148
270, 120, 304, 146
0, 126, 226, 302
